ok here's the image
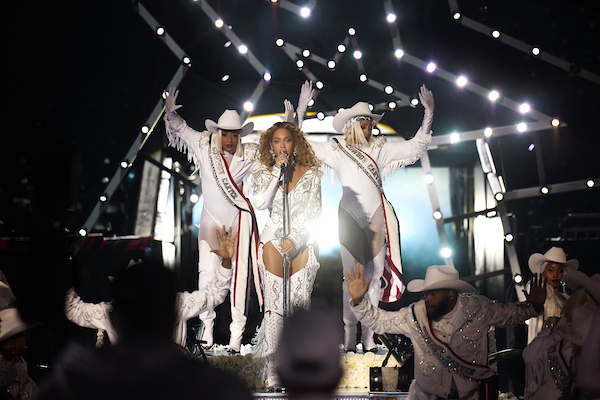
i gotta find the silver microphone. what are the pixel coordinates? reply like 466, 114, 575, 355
281, 151, 289, 168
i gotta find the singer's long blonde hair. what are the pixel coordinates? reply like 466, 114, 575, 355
257, 122, 320, 168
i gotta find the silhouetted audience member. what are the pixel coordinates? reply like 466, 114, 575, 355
37, 261, 253, 400
276, 309, 343, 399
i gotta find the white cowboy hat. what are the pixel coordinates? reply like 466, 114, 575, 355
527, 247, 578, 275
205, 110, 254, 137
332, 102, 384, 133
0, 307, 40, 342
556, 303, 596, 345
563, 271, 600, 304
407, 265, 476, 294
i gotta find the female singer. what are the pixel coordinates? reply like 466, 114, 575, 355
251, 121, 322, 387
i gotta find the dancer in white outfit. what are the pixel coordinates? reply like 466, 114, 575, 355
251, 121, 322, 387
299, 82, 434, 351
64, 227, 239, 347
163, 88, 261, 352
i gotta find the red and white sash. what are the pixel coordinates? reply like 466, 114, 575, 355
208, 135, 263, 313
332, 138, 405, 302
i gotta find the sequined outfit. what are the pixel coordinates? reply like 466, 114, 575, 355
309, 122, 432, 351
522, 320, 572, 400
165, 113, 259, 348
351, 294, 538, 399
251, 164, 322, 386
0, 355, 38, 399
65, 265, 233, 346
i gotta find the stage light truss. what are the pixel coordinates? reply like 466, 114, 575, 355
80, 0, 598, 296
446, 0, 600, 86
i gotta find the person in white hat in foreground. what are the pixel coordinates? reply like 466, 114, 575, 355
163, 88, 262, 353
347, 263, 546, 400
296, 81, 435, 353
0, 275, 41, 399
525, 246, 578, 344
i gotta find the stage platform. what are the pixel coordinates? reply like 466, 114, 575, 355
200, 344, 409, 398
252, 391, 408, 399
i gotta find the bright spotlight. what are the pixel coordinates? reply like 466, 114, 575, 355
315, 81, 324, 89
183, 56, 192, 65
303, 49, 310, 57
519, 103, 531, 114
513, 274, 523, 284
156, 27, 165, 36
586, 179, 595, 188
484, 127, 493, 137
486, 210, 497, 218
528, 143, 535, 151
551, 118, 560, 127
384, 85, 394, 95
141, 125, 150, 134
453, 12, 461, 20
353, 50, 362, 59
387, 13, 397, 23
433, 210, 443, 220
517, 123, 527, 132
243, 101, 254, 111
395, 49, 404, 58
505, 233, 514, 242
441, 247, 452, 258
348, 27, 356, 35
300, 7, 311, 18
456, 75, 468, 87
426, 62, 437, 73
317, 112, 325, 120
338, 44, 346, 53
215, 19, 224, 28
308, 99, 315, 107
540, 186, 549, 195
532, 47, 540, 56
238, 45, 248, 54
410, 98, 419, 107
488, 90, 499, 101
276, 38, 285, 47
224, 41, 232, 48
424, 173, 434, 184
450, 132, 460, 144
495, 192, 504, 201
263, 72, 272, 81
492, 30, 501, 38
296, 60, 304, 68
388, 101, 397, 110
359, 74, 368, 82
99, 195, 107, 202
120, 161, 129, 169
222, 75, 231, 82
190, 193, 200, 203
328, 60, 336, 69
78, 228, 87, 237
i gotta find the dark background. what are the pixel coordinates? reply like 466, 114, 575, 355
2, 0, 599, 392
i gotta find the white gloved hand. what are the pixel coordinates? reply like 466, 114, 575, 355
297, 80, 314, 128
165, 87, 182, 116
280, 99, 294, 122
418, 84, 434, 113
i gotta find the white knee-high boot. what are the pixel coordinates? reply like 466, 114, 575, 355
261, 270, 284, 387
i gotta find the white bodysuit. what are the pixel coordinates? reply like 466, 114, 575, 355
165, 114, 259, 348
308, 120, 432, 350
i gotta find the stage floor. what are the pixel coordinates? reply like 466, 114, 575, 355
201, 344, 410, 398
